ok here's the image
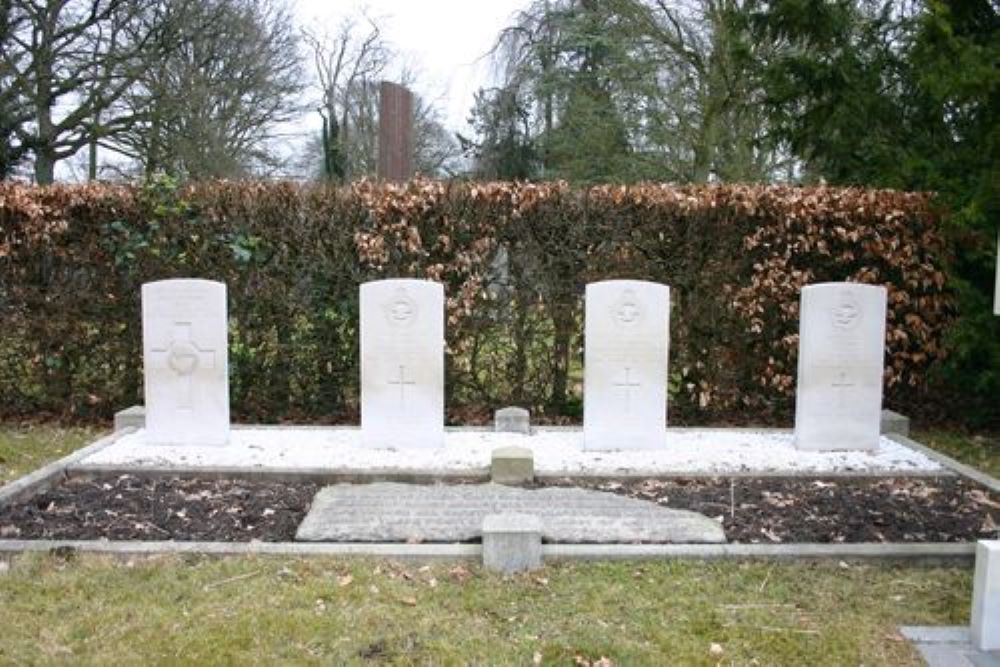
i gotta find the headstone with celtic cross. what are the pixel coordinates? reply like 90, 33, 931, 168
584, 280, 670, 450
794, 282, 887, 451
360, 279, 444, 448
142, 279, 229, 445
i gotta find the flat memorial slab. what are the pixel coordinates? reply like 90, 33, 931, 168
77, 427, 944, 476
295, 483, 726, 543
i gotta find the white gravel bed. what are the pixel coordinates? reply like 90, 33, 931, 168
79, 427, 944, 475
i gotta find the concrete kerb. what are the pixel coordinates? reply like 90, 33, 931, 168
0, 539, 975, 566
65, 464, 954, 483
68, 464, 491, 485
0, 427, 988, 566
0, 429, 129, 508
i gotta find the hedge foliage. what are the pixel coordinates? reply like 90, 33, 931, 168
0, 179, 952, 424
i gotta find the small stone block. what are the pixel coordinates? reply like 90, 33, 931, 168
880, 409, 911, 436
491, 446, 534, 485
973, 540, 1000, 651
114, 405, 146, 432
482, 512, 542, 574
494, 406, 530, 434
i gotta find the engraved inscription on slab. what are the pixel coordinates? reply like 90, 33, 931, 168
794, 282, 887, 451
584, 280, 670, 450
361, 279, 444, 448
142, 279, 229, 446
296, 483, 726, 544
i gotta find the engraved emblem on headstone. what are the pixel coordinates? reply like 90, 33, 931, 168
831, 369, 856, 409
794, 282, 887, 451
830, 290, 862, 330
141, 278, 229, 446
388, 364, 416, 406
149, 322, 217, 409
613, 367, 641, 412
361, 279, 444, 448
384, 287, 418, 327
584, 280, 670, 450
611, 289, 643, 327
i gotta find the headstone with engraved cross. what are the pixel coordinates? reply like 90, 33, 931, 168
142, 279, 229, 446
584, 280, 670, 450
794, 282, 887, 451
361, 279, 444, 448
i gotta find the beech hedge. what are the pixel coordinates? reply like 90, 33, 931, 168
0, 179, 952, 424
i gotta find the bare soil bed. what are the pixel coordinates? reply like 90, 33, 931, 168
542, 476, 999, 543
0, 474, 996, 543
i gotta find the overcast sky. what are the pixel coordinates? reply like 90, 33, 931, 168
294, 0, 528, 135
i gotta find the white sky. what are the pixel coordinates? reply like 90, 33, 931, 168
294, 0, 527, 135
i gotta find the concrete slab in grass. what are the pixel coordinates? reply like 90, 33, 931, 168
482, 513, 542, 573
295, 483, 725, 544
900, 626, 1000, 667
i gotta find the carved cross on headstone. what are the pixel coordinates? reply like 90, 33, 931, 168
388, 364, 416, 407
613, 367, 641, 413
149, 322, 217, 409
831, 370, 855, 409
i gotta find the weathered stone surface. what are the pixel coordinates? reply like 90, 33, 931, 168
495, 406, 530, 434
482, 513, 542, 573
973, 540, 1000, 651
584, 280, 670, 450
491, 446, 533, 485
880, 409, 911, 437
360, 279, 444, 449
142, 279, 229, 446
114, 405, 145, 432
295, 483, 726, 543
795, 282, 887, 451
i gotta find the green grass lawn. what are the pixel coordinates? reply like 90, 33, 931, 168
915, 429, 1000, 478
0, 553, 971, 665
0, 424, 100, 484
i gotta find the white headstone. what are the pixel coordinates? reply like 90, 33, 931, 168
584, 280, 670, 450
142, 279, 229, 446
360, 279, 444, 448
794, 282, 886, 451
972, 540, 1000, 651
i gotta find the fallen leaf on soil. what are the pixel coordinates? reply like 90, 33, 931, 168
448, 565, 471, 582
761, 528, 782, 543
968, 490, 1000, 510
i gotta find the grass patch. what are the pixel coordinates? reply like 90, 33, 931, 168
916, 429, 1000, 478
0, 425, 100, 484
0, 554, 970, 665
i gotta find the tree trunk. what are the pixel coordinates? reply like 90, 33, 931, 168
33, 147, 55, 184
549, 302, 575, 413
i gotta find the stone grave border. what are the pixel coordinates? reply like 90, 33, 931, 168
0, 425, 993, 564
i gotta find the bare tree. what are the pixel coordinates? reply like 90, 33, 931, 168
304, 14, 389, 181
303, 17, 460, 181
108, 0, 303, 179
0, 0, 169, 183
